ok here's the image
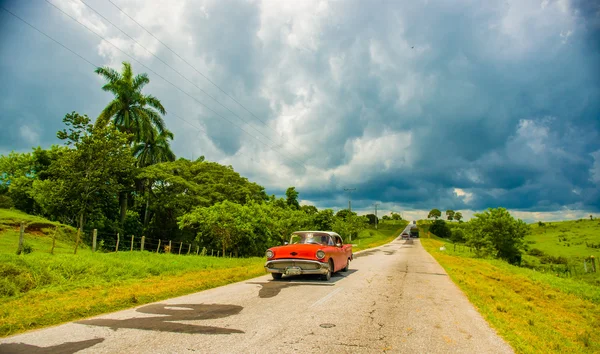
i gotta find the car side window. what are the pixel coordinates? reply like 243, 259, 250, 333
327, 236, 334, 246
336, 236, 342, 245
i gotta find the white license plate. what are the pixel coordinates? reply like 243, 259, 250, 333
285, 267, 302, 275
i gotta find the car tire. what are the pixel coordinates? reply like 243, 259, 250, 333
342, 258, 350, 272
321, 260, 333, 281
271, 273, 283, 280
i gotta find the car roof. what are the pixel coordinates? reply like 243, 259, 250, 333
292, 231, 340, 236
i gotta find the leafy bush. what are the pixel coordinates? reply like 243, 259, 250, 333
528, 248, 546, 257
0, 195, 13, 209
429, 219, 451, 238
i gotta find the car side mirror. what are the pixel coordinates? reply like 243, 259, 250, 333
336, 243, 342, 247
284, 242, 289, 245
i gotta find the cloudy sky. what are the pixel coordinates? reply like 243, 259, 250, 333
1, 0, 599, 221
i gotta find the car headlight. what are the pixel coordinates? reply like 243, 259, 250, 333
266, 250, 274, 259
316, 250, 325, 259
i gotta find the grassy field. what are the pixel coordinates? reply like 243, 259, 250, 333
421, 232, 600, 353
352, 220, 407, 252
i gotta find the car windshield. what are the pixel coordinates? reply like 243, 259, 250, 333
290, 232, 332, 245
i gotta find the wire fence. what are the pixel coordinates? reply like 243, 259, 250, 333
14, 223, 235, 258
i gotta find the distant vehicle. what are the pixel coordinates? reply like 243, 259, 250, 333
401, 231, 410, 240
412, 220, 416, 224
410, 227, 419, 238
264, 231, 352, 281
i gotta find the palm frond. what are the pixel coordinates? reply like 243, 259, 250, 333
144, 95, 166, 115
133, 73, 150, 91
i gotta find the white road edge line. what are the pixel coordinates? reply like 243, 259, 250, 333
310, 287, 344, 308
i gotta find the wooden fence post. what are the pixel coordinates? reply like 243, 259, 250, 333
92, 229, 97, 252
17, 222, 24, 254
178, 241, 183, 255
217, 250, 220, 257
115, 233, 120, 252
169, 240, 172, 254
50, 227, 57, 255
130, 235, 134, 252
196, 246, 199, 255
211, 249, 214, 256
591, 256, 597, 273
157, 239, 161, 253
187, 244, 191, 255
141, 236, 145, 252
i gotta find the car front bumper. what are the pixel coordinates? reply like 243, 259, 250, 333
264, 259, 330, 275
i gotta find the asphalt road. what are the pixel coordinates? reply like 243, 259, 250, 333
0, 236, 513, 354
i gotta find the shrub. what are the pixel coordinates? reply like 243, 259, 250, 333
528, 248, 546, 257
429, 219, 451, 239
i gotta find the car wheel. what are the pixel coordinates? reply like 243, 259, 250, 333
321, 260, 332, 281
271, 273, 283, 280
342, 258, 350, 272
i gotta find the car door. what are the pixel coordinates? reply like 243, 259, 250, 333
334, 235, 345, 270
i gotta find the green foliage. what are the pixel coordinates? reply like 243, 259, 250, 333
285, 187, 300, 209
365, 213, 378, 225
466, 207, 530, 264
454, 211, 463, 222
32, 112, 136, 231
335, 209, 356, 220
429, 219, 451, 239
94, 61, 167, 143
445, 209, 455, 220
450, 228, 466, 243
428, 208, 441, 220
313, 209, 334, 230
0, 195, 13, 209
391, 212, 402, 220
333, 213, 368, 242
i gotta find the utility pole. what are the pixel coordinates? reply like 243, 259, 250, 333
344, 188, 356, 212
374, 203, 380, 229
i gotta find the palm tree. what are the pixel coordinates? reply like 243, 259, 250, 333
133, 129, 176, 167
95, 61, 167, 228
133, 128, 176, 230
95, 61, 166, 142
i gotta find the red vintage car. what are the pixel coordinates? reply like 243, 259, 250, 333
264, 231, 353, 281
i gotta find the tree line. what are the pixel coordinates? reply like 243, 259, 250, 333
426, 207, 530, 265
0, 62, 371, 257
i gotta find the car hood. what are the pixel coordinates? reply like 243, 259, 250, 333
268, 244, 324, 260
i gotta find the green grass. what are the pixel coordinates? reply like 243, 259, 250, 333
422, 235, 600, 353
352, 221, 407, 252
526, 219, 600, 258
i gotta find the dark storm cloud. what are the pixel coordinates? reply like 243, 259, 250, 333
0, 0, 598, 215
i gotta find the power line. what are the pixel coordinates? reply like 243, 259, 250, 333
76, 0, 308, 169
0, 4, 264, 171
43, 0, 307, 171
106, 0, 311, 163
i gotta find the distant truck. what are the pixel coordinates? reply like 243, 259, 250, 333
410, 226, 419, 238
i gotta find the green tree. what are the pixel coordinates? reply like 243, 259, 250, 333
365, 213, 378, 225
285, 187, 300, 209
313, 209, 334, 230
333, 213, 368, 242
94, 62, 166, 142
33, 112, 136, 251
466, 207, 530, 264
301, 205, 318, 215
454, 212, 463, 222
429, 219, 451, 238
95, 62, 168, 227
446, 209, 455, 221
391, 212, 402, 220
133, 129, 176, 167
428, 208, 442, 220
335, 209, 356, 220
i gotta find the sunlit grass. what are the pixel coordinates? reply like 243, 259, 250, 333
422, 237, 600, 353
352, 222, 407, 252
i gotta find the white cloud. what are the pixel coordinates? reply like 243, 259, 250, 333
19, 125, 39, 145
590, 150, 600, 184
